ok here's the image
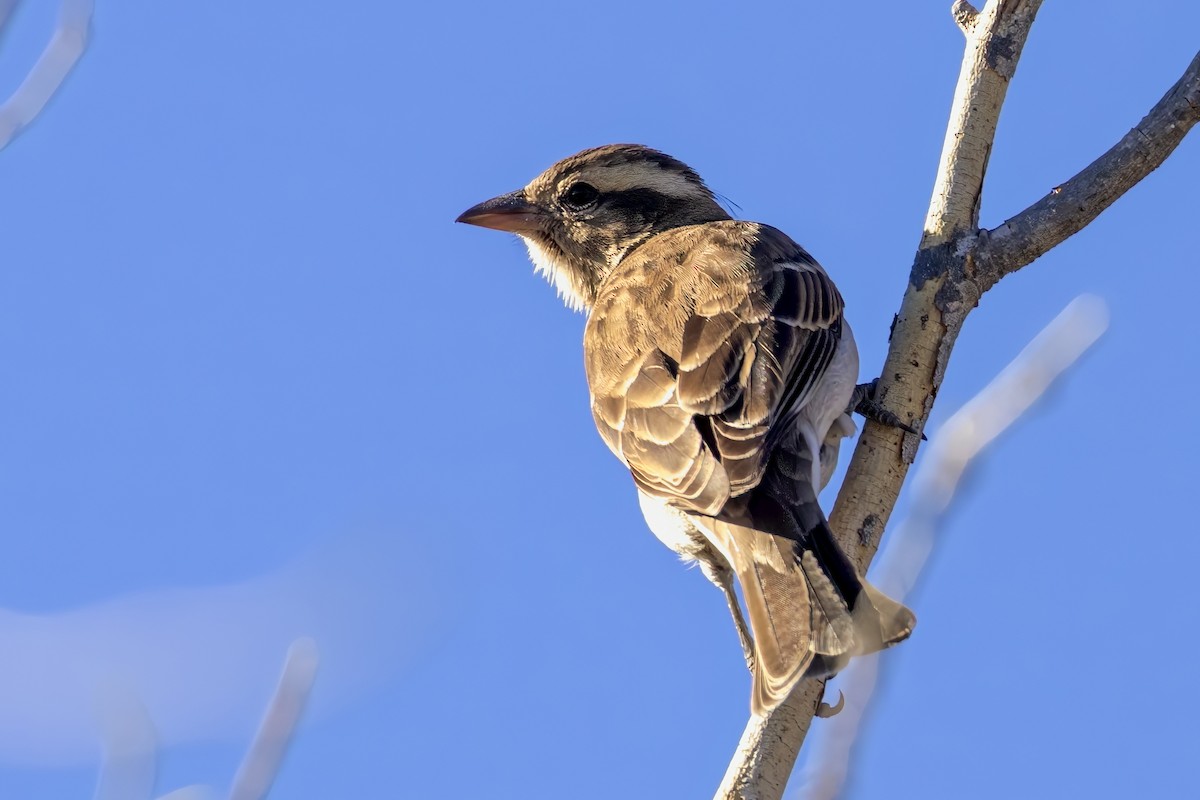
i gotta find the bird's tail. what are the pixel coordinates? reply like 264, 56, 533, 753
701, 480, 914, 715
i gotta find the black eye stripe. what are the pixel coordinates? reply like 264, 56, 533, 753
602, 188, 678, 220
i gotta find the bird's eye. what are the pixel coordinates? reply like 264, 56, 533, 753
561, 182, 600, 211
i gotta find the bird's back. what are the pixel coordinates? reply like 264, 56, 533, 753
585, 218, 913, 713
584, 219, 843, 515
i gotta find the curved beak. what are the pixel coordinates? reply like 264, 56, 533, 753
455, 190, 545, 235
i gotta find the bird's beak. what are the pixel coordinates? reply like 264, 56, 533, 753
456, 190, 545, 235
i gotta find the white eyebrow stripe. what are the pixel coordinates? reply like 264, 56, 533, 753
576, 164, 710, 200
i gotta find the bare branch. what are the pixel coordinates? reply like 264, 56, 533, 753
923, 0, 1043, 245
715, 6, 1046, 795
951, 1, 980, 36
0, 0, 93, 151
714, 681, 827, 800
796, 295, 1109, 800
88, 638, 319, 800
976, 50, 1200, 290
155, 789, 218, 800
829, 0, 1044, 574
229, 638, 320, 800
782, 28, 1196, 800
92, 686, 157, 800
715, 0, 1196, 794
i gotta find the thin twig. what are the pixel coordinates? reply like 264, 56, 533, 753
0, 0, 93, 150
92, 686, 158, 800
228, 638, 320, 800
795, 295, 1109, 800
88, 638, 320, 800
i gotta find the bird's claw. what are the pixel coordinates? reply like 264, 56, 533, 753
734, 630, 756, 674
815, 689, 845, 718
851, 379, 926, 440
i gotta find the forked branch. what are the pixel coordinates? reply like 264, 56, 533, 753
715, 3, 1199, 798
976, 50, 1200, 288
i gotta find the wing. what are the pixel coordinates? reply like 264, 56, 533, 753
585, 222, 844, 516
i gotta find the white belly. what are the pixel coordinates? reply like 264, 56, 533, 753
799, 321, 859, 490
637, 490, 710, 563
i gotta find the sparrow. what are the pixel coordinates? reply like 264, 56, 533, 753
457, 144, 914, 715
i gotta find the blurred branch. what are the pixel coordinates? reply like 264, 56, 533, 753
0, 1, 22, 35
717, 0, 1199, 796
92, 686, 157, 800
0, 0, 93, 151
229, 638, 320, 800
796, 295, 1109, 800
90, 638, 319, 800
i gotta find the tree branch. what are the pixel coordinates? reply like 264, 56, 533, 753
795, 295, 1109, 800
975, 50, 1200, 289
714, 680, 827, 800
830, 0, 1043, 566
715, 2, 1199, 797
715, 6, 1043, 796
89, 638, 319, 800
229, 638, 320, 800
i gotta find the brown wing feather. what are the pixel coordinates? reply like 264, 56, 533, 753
584, 221, 843, 514
587, 219, 914, 716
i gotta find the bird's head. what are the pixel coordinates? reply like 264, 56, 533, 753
457, 144, 729, 311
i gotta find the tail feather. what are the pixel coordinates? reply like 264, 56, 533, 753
860, 581, 917, 648
700, 485, 914, 716
707, 518, 851, 715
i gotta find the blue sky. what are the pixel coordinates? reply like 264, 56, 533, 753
0, 1, 1197, 797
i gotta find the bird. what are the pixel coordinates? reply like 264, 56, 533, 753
457, 144, 915, 715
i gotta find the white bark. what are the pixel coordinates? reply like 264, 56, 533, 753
795, 296, 1109, 799
715, 2, 1200, 796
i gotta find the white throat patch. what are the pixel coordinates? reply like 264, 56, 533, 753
522, 236, 590, 313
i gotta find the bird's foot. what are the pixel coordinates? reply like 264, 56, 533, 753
728, 602, 757, 674
710, 565, 758, 674
850, 379, 925, 440
738, 636, 756, 675
815, 689, 845, 718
